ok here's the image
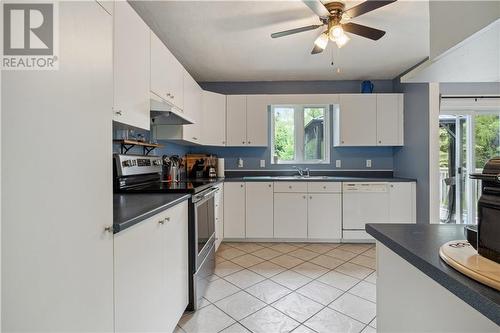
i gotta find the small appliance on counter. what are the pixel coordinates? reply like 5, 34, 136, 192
162, 154, 182, 182
186, 154, 219, 179
470, 157, 500, 263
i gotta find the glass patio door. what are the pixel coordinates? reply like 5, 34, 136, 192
439, 109, 500, 224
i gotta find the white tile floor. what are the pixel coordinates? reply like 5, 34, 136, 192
177, 242, 377, 333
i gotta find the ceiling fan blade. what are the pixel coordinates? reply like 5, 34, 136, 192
344, 0, 396, 19
271, 24, 323, 38
302, 0, 330, 17
311, 44, 325, 54
342, 22, 386, 40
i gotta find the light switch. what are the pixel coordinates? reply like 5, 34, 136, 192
366, 159, 372, 168
335, 160, 341, 168
260, 160, 266, 168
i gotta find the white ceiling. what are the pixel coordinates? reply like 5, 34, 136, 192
131, 0, 430, 82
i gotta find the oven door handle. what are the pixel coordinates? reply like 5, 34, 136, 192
194, 187, 219, 202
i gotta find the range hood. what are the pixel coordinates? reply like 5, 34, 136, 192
150, 92, 193, 125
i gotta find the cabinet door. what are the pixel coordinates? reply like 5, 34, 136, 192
308, 194, 342, 239
150, 32, 184, 110
337, 94, 377, 146
214, 184, 224, 250
113, 1, 150, 130
183, 70, 203, 143
163, 202, 189, 333
114, 214, 168, 332
246, 95, 270, 146
377, 94, 404, 146
223, 182, 246, 238
226, 95, 247, 146
246, 182, 274, 238
389, 182, 416, 223
203, 91, 227, 146
274, 193, 308, 238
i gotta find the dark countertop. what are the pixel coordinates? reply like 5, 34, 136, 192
113, 193, 191, 233
366, 223, 500, 325
223, 176, 416, 182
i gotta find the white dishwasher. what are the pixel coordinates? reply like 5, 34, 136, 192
343, 183, 390, 233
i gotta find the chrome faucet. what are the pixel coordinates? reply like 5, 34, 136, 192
293, 166, 304, 176
293, 166, 310, 177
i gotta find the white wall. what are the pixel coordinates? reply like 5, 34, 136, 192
429, 0, 500, 59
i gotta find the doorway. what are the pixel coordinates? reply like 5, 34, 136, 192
439, 104, 500, 224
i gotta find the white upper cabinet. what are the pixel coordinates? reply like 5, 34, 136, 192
334, 94, 404, 147
226, 95, 247, 146
202, 91, 227, 146
226, 95, 269, 147
182, 70, 202, 143
150, 32, 184, 110
246, 95, 270, 146
113, 1, 150, 130
376, 94, 404, 146
335, 94, 377, 146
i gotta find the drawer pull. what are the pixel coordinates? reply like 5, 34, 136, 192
288, 185, 292, 189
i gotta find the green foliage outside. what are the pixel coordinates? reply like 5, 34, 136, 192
273, 107, 326, 162
273, 108, 294, 161
439, 115, 500, 169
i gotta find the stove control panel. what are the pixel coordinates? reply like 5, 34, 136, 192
114, 154, 162, 177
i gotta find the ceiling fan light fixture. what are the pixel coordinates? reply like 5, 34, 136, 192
314, 32, 329, 50
335, 33, 350, 48
329, 24, 344, 40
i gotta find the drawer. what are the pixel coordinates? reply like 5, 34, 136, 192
307, 182, 341, 193
273, 181, 308, 193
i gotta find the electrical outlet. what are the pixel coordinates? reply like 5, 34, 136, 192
366, 159, 372, 168
260, 160, 266, 168
335, 160, 341, 168
237, 158, 244, 168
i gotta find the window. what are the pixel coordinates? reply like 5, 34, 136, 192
271, 104, 330, 164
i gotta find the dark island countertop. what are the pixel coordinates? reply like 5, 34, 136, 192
366, 223, 500, 325
113, 193, 191, 233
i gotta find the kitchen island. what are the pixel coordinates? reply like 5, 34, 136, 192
366, 223, 499, 332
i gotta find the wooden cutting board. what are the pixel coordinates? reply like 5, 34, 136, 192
439, 240, 500, 291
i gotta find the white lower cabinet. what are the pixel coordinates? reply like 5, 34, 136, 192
389, 182, 417, 223
223, 182, 246, 238
246, 182, 274, 238
114, 202, 188, 333
307, 193, 342, 240
214, 183, 224, 250
274, 193, 308, 239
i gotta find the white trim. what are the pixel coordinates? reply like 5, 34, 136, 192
429, 83, 441, 223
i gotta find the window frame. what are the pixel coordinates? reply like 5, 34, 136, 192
270, 104, 330, 165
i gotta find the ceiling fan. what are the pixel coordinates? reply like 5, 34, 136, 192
271, 0, 397, 54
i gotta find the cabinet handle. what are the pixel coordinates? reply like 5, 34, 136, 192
166, 92, 171, 97
104, 226, 113, 233
341, 140, 345, 144
390, 184, 394, 188
248, 141, 251, 144
114, 110, 122, 116
192, 137, 198, 140
268, 184, 272, 188
379, 140, 382, 144
303, 195, 306, 199
240, 184, 244, 188
242, 141, 246, 144
222, 141, 226, 144
171, 94, 175, 99
310, 196, 313, 199
158, 220, 165, 225
323, 186, 327, 189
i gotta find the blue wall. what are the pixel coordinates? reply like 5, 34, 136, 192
392, 81, 430, 223
196, 80, 395, 170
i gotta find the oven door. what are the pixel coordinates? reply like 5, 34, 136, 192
193, 187, 217, 269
